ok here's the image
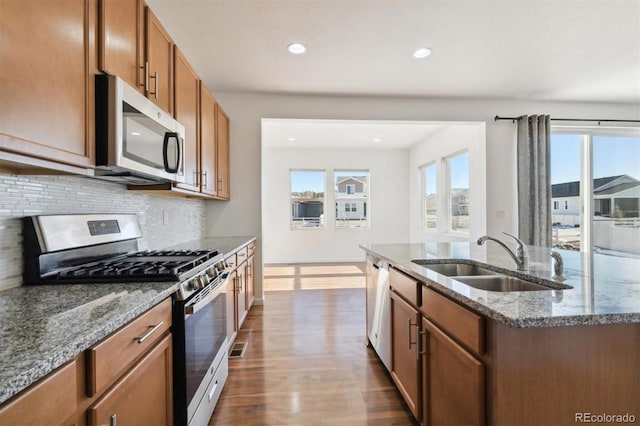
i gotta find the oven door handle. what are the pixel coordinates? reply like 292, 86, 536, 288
185, 273, 230, 316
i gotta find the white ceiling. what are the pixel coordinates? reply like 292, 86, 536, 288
147, 0, 639, 103
262, 119, 456, 149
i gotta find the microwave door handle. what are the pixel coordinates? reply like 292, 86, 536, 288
162, 132, 180, 173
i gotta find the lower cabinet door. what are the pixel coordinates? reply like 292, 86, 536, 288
390, 290, 421, 419
422, 318, 485, 426
87, 334, 173, 426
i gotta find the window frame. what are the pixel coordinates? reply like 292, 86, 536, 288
445, 150, 470, 235
551, 126, 640, 254
289, 169, 326, 230
334, 170, 370, 230
420, 162, 438, 231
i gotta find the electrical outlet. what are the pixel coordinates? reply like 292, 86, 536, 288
496, 210, 506, 220
163, 210, 169, 225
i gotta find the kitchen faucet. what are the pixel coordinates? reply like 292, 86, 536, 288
477, 232, 529, 271
550, 251, 566, 281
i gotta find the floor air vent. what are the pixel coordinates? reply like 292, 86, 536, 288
229, 342, 248, 358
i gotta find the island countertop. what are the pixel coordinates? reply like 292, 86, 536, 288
0, 236, 255, 406
360, 242, 640, 328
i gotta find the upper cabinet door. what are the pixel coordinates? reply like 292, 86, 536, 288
199, 83, 218, 197
144, 6, 173, 114
215, 105, 230, 200
173, 47, 200, 191
0, 0, 95, 169
99, 0, 143, 92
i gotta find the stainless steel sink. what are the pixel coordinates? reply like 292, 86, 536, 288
453, 275, 551, 292
412, 260, 572, 292
414, 261, 497, 277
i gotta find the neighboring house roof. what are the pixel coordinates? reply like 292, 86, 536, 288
336, 177, 365, 185
552, 175, 640, 198
594, 182, 640, 195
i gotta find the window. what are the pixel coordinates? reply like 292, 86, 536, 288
335, 170, 369, 228
290, 170, 325, 229
447, 151, 470, 233
553, 201, 559, 210
551, 129, 640, 257
421, 163, 437, 229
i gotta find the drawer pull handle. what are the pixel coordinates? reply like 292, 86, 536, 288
134, 321, 164, 344
208, 380, 219, 402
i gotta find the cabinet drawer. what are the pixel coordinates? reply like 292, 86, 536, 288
87, 334, 172, 426
225, 253, 237, 269
86, 298, 172, 396
421, 286, 484, 355
389, 267, 419, 307
0, 360, 77, 425
236, 246, 249, 264
247, 241, 256, 257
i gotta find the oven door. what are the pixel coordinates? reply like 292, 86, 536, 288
183, 274, 229, 423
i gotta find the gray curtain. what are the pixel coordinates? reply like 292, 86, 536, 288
517, 114, 552, 247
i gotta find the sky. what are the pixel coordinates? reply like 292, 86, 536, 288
551, 134, 640, 184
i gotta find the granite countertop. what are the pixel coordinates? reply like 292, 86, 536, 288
0, 236, 255, 406
361, 242, 640, 328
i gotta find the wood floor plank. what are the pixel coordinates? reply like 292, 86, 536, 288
210, 263, 416, 425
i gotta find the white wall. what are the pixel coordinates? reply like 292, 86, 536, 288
262, 147, 409, 263
408, 123, 486, 243
204, 92, 639, 302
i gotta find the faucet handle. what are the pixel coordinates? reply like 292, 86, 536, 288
550, 251, 566, 281
502, 232, 527, 251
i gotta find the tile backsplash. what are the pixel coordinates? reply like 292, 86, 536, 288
0, 174, 206, 290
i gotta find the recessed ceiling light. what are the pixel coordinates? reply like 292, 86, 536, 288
288, 137, 296, 141
373, 138, 381, 142
287, 42, 306, 55
131, 131, 142, 136
413, 47, 432, 59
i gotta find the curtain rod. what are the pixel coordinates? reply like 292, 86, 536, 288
494, 115, 640, 124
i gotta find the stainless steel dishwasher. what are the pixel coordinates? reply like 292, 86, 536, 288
366, 254, 390, 371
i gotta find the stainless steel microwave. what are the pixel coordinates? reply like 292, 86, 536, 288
94, 75, 186, 185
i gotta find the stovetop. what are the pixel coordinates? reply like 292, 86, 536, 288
46, 249, 221, 282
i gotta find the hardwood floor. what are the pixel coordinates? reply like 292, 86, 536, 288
210, 263, 416, 425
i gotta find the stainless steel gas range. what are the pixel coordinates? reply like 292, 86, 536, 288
23, 214, 230, 426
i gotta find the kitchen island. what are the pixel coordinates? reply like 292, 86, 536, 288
361, 242, 640, 426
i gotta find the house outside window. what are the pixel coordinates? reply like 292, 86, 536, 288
553, 201, 559, 210
447, 151, 470, 233
290, 170, 325, 229
335, 170, 369, 228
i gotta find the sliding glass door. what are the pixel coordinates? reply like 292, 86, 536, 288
550, 128, 640, 258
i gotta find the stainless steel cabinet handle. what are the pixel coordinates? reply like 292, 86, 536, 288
149, 70, 159, 99
418, 330, 428, 358
203, 171, 208, 188
110, 414, 117, 426
218, 178, 222, 192
408, 318, 418, 350
134, 321, 164, 344
144, 62, 149, 92
193, 170, 199, 186
208, 380, 219, 402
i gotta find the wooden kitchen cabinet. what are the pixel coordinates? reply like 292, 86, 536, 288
236, 260, 249, 330
0, 0, 95, 173
98, 0, 143, 92
421, 317, 484, 426
390, 289, 421, 420
174, 47, 200, 192
144, 6, 173, 114
0, 361, 77, 425
215, 104, 231, 200
246, 251, 255, 308
0, 298, 173, 426
199, 83, 218, 197
87, 334, 173, 426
